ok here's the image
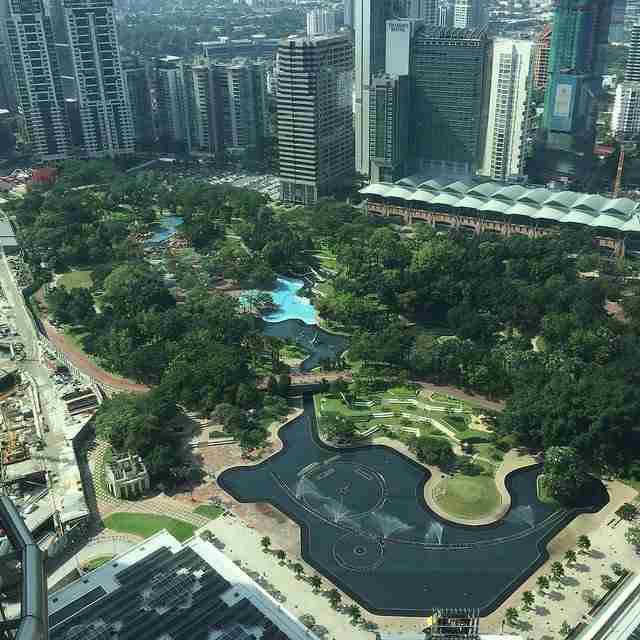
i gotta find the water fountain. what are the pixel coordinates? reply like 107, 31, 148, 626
507, 505, 535, 528
367, 512, 412, 540
424, 521, 444, 545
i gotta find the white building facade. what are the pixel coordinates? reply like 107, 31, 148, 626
306, 7, 338, 35
479, 38, 534, 182
62, 0, 134, 157
1, 0, 69, 160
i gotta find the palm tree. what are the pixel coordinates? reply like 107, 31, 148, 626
328, 589, 342, 609
577, 534, 591, 554
292, 562, 304, 578
551, 561, 565, 585
347, 604, 361, 624
276, 550, 286, 564
564, 549, 577, 566
310, 575, 322, 592
260, 536, 271, 552
521, 590, 535, 611
536, 575, 550, 595
505, 607, 519, 627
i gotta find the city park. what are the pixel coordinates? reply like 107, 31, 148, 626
6, 159, 640, 634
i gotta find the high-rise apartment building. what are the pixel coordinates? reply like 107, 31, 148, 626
344, 0, 354, 26
156, 56, 192, 151
156, 56, 269, 157
60, 0, 134, 157
610, 0, 627, 41
532, 23, 552, 91
539, 0, 612, 180
411, 26, 490, 174
453, 0, 487, 28
215, 59, 269, 150
277, 34, 354, 204
306, 7, 338, 35
122, 56, 154, 146
611, 22, 640, 140
479, 38, 534, 181
1, 0, 69, 159
0, 36, 16, 111
369, 73, 409, 182
354, 0, 388, 175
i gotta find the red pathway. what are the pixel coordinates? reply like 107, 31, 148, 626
43, 318, 149, 394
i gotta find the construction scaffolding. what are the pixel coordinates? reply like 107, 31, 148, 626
429, 608, 481, 640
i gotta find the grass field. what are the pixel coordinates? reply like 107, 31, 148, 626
103, 513, 196, 542
434, 473, 502, 520
194, 504, 224, 520
82, 555, 114, 572
58, 269, 93, 289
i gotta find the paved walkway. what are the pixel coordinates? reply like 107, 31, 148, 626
89, 441, 210, 527
483, 482, 639, 637
41, 317, 149, 393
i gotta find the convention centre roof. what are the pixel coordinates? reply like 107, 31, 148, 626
360, 178, 640, 232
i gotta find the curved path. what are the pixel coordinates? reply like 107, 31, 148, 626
42, 318, 149, 393
423, 449, 540, 526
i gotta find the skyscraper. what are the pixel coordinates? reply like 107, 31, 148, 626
611, 22, 640, 140
306, 7, 338, 36
610, 0, 627, 41
1, 0, 69, 160
0, 35, 17, 111
122, 56, 154, 147
277, 34, 354, 204
60, 0, 134, 157
539, 0, 613, 180
453, 0, 487, 28
369, 73, 409, 181
532, 23, 552, 91
479, 38, 534, 181
156, 56, 269, 157
215, 59, 269, 151
411, 26, 490, 174
354, 0, 388, 175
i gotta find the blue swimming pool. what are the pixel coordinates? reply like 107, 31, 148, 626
260, 277, 318, 325
145, 215, 183, 245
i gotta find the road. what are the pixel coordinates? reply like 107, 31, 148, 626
0, 252, 88, 523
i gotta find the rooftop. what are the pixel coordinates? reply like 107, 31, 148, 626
359, 179, 640, 231
48, 531, 319, 640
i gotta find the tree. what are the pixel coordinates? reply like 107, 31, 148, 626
310, 575, 322, 592
292, 562, 304, 578
409, 435, 455, 468
543, 446, 590, 505
601, 574, 615, 590
320, 414, 358, 443
611, 562, 626, 577
276, 550, 286, 564
521, 590, 535, 611
625, 525, 640, 549
582, 588, 597, 607
505, 607, 519, 627
564, 549, 577, 566
551, 561, 565, 584
536, 575, 550, 595
101, 262, 174, 320
328, 589, 342, 609
617, 502, 638, 521
261, 536, 271, 552
299, 613, 315, 629
560, 621, 572, 637
347, 605, 361, 624
577, 534, 592, 554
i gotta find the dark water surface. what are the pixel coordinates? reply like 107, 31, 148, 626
219, 397, 609, 616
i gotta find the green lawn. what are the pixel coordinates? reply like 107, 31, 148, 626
103, 513, 196, 542
82, 555, 114, 571
58, 269, 93, 289
434, 473, 502, 520
194, 504, 224, 520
